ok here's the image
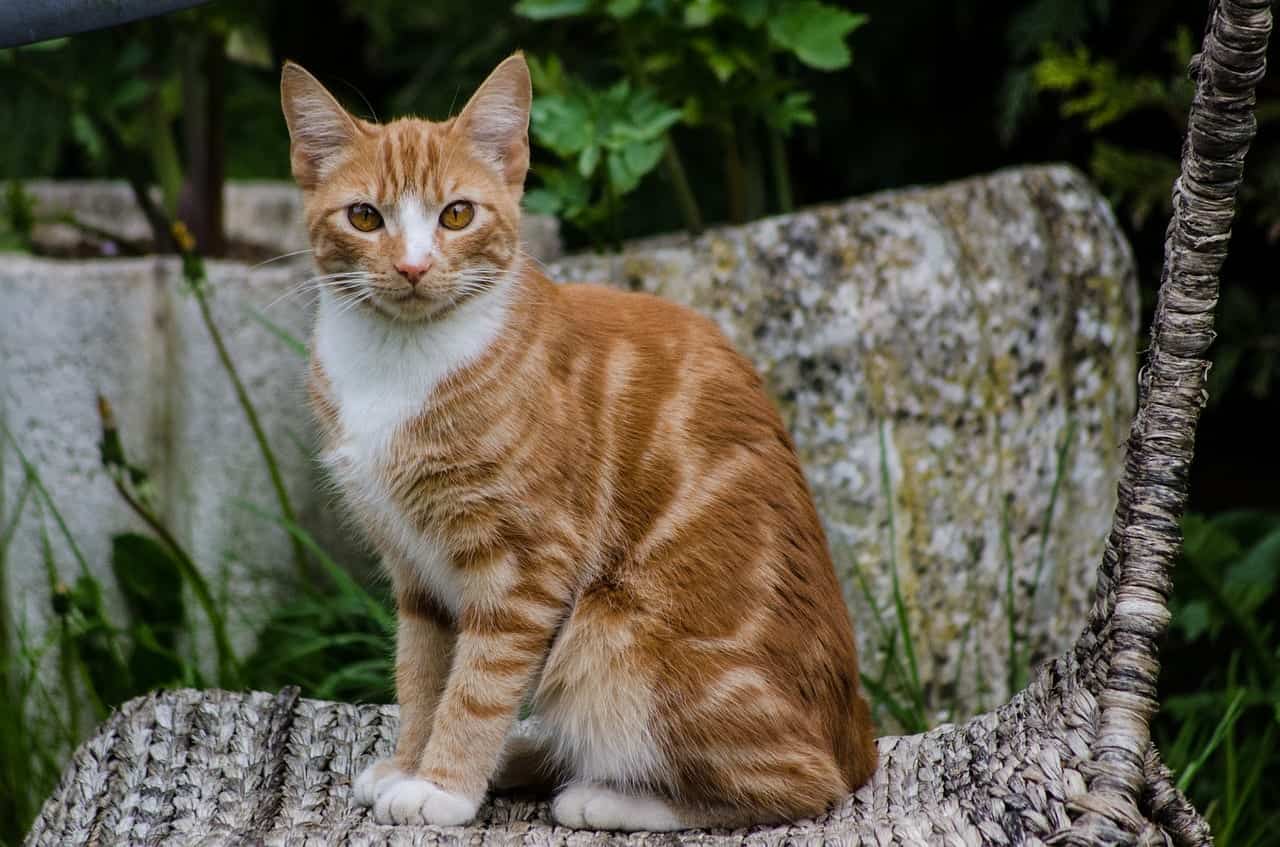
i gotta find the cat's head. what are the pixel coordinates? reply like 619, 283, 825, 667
280, 55, 531, 322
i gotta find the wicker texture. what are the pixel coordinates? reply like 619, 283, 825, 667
23, 1, 1272, 844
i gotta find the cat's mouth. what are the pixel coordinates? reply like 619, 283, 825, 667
368, 285, 454, 321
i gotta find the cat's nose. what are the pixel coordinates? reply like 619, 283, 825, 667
394, 260, 432, 285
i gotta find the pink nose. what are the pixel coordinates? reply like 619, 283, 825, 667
395, 260, 431, 284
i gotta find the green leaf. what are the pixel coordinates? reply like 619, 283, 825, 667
693, 38, 738, 83
527, 53, 568, 95
764, 90, 817, 131
109, 79, 151, 111
683, 0, 724, 27
607, 139, 665, 194
1223, 526, 1280, 615
522, 187, 564, 216
244, 308, 308, 358
578, 143, 601, 177
531, 92, 594, 155
767, 2, 868, 70
640, 51, 680, 75
70, 112, 103, 162
111, 533, 185, 635
18, 37, 69, 52
606, 0, 643, 17
528, 166, 592, 220
737, 0, 768, 27
514, 0, 591, 19
1174, 600, 1213, 642
611, 96, 682, 143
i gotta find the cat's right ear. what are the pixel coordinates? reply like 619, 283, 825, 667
280, 62, 362, 189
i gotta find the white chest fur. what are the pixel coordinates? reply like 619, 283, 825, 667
313, 280, 513, 613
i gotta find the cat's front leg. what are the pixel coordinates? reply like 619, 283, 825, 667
373, 569, 564, 826
355, 581, 455, 807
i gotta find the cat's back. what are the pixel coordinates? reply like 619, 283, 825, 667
555, 281, 719, 340
550, 280, 764, 388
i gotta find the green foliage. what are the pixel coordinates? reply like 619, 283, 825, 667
0, 6, 282, 251
515, 0, 866, 237
1157, 511, 1280, 846
1014, 7, 1280, 413
1031, 43, 1181, 132
1026, 30, 1193, 227
0, 425, 397, 844
0, 182, 35, 252
524, 59, 680, 239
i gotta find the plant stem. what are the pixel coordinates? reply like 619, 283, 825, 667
721, 124, 748, 224
767, 127, 795, 213
740, 122, 767, 220
97, 398, 242, 685
1001, 495, 1021, 697
184, 270, 310, 579
148, 93, 183, 217
877, 420, 926, 722
47, 213, 148, 255
110, 473, 241, 686
662, 140, 704, 235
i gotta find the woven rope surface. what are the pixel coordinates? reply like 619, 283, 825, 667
25, 667, 1124, 847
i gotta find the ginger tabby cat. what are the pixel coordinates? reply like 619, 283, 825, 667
280, 53, 877, 832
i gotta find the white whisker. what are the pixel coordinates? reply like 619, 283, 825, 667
249, 248, 314, 270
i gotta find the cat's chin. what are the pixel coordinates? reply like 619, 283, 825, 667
369, 292, 456, 323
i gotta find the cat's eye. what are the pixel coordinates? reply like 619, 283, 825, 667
347, 203, 383, 232
440, 201, 475, 230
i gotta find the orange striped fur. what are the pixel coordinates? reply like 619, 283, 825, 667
281, 54, 877, 831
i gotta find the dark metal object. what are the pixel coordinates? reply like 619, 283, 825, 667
0, 0, 212, 49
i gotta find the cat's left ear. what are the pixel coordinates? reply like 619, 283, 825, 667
456, 53, 532, 192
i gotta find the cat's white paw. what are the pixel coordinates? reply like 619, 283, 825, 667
552, 783, 683, 832
373, 775, 478, 826
353, 759, 408, 807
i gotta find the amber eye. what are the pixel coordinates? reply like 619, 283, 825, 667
440, 200, 475, 230
347, 203, 383, 232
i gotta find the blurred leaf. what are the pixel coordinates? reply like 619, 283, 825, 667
737, 0, 768, 28
578, 142, 601, 177
108, 79, 150, 111
683, 0, 724, 28
1222, 527, 1280, 617
16, 37, 70, 53
606, 0, 643, 18
523, 187, 564, 216
244, 308, 308, 358
531, 92, 594, 155
69, 112, 103, 162
607, 139, 664, 193
1175, 600, 1213, 643
763, 90, 816, 131
514, 0, 591, 19
226, 26, 273, 69
110, 533, 184, 634
693, 38, 738, 83
767, 2, 867, 70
